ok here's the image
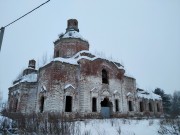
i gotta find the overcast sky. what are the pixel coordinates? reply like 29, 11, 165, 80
0, 0, 180, 101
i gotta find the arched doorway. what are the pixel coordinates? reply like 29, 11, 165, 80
100, 97, 112, 118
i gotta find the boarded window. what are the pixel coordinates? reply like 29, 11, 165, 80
102, 69, 108, 84
65, 96, 72, 112
149, 102, 153, 112
92, 97, 97, 112
157, 103, 160, 112
128, 101, 133, 111
40, 96, 44, 113
139, 101, 144, 112
115, 99, 119, 112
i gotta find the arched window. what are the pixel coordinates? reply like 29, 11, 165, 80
128, 101, 133, 111
115, 99, 119, 112
157, 103, 160, 112
149, 102, 153, 112
40, 96, 44, 113
14, 98, 18, 112
74, 21, 77, 26
9, 100, 13, 112
139, 101, 144, 112
56, 50, 60, 58
65, 96, 72, 112
102, 69, 109, 84
92, 97, 97, 112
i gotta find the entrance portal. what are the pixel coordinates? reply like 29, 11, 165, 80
100, 97, 112, 118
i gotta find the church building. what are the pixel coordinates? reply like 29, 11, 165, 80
8, 19, 163, 118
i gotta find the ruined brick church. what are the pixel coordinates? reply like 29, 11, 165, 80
8, 19, 163, 117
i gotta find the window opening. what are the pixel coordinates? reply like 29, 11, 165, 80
140, 101, 144, 112
40, 96, 44, 113
157, 103, 160, 112
56, 50, 59, 57
115, 99, 119, 112
65, 96, 72, 112
14, 98, 18, 112
128, 101, 133, 111
149, 102, 153, 112
102, 69, 108, 84
92, 97, 97, 112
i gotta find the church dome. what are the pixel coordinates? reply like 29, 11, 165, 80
54, 19, 89, 58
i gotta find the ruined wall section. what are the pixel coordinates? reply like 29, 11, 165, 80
25, 83, 38, 113
8, 82, 37, 113
37, 61, 79, 113
78, 58, 125, 114
136, 97, 163, 116
122, 76, 136, 114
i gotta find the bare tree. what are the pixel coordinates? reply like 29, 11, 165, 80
37, 52, 53, 69
42, 52, 48, 65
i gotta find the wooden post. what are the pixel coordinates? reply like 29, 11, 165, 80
0, 27, 5, 51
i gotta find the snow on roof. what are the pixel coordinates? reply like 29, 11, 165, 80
73, 50, 124, 70
12, 73, 37, 87
41, 85, 47, 92
127, 92, 132, 96
137, 90, 161, 100
20, 73, 37, 83
91, 87, 98, 92
127, 92, 133, 97
64, 84, 75, 89
53, 57, 78, 65
42, 85, 46, 91
27, 67, 35, 70
113, 90, 118, 94
41, 50, 124, 71
62, 30, 87, 41
91, 88, 95, 91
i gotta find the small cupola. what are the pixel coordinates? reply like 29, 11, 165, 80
28, 59, 36, 69
66, 19, 79, 32
22, 59, 37, 76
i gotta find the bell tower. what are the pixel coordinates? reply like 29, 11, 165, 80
54, 19, 89, 58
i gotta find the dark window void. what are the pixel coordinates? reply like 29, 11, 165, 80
74, 22, 77, 26
115, 99, 119, 112
149, 103, 153, 112
9, 100, 13, 112
102, 69, 109, 84
101, 97, 110, 107
56, 50, 59, 58
65, 96, 72, 112
14, 99, 18, 112
139, 102, 144, 112
128, 101, 133, 111
157, 103, 160, 112
92, 98, 97, 112
40, 96, 44, 113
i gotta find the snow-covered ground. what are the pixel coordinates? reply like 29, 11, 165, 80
0, 116, 179, 135
77, 119, 160, 135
